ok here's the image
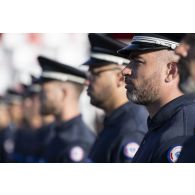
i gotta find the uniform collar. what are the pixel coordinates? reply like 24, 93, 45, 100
148, 94, 195, 131
55, 114, 82, 131
104, 102, 132, 125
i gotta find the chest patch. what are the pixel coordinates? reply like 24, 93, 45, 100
3, 138, 15, 153
167, 145, 182, 163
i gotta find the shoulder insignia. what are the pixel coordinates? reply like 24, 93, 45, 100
167, 145, 182, 163
123, 142, 139, 159
69, 146, 85, 162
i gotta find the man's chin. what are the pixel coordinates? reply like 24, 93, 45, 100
90, 99, 98, 106
127, 91, 136, 101
127, 93, 143, 105
40, 108, 54, 116
90, 98, 102, 108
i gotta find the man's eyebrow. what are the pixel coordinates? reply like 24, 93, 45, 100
129, 53, 140, 59
129, 51, 147, 60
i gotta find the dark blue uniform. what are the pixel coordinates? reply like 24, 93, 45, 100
177, 136, 195, 162
88, 102, 148, 163
132, 94, 195, 163
35, 123, 55, 162
42, 115, 96, 162
0, 125, 16, 162
13, 127, 39, 162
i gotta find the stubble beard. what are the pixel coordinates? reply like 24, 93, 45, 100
126, 75, 161, 106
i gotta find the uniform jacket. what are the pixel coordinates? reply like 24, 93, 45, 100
42, 115, 95, 163
132, 94, 195, 163
89, 102, 148, 163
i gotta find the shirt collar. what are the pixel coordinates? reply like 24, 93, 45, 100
54, 114, 82, 131
148, 94, 195, 131
104, 102, 132, 126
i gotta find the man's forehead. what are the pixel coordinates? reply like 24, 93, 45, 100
129, 51, 148, 58
42, 80, 63, 87
128, 50, 164, 59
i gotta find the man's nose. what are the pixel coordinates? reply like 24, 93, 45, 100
122, 66, 132, 77
175, 42, 189, 58
86, 72, 95, 84
84, 79, 90, 86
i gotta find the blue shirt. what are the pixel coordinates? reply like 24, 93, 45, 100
132, 94, 195, 163
41, 115, 96, 162
89, 102, 148, 163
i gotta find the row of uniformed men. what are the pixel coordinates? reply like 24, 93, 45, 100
1, 33, 195, 163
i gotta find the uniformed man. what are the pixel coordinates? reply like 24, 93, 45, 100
0, 95, 12, 162
119, 33, 195, 163
32, 78, 55, 162
22, 79, 43, 129
84, 33, 148, 163
6, 89, 24, 130
1, 89, 24, 162
0, 96, 10, 130
13, 82, 43, 162
37, 56, 96, 162
174, 34, 195, 162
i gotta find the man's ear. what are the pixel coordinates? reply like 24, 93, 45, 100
165, 62, 179, 82
60, 84, 68, 99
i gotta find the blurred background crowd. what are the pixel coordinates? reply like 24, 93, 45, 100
0, 33, 131, 162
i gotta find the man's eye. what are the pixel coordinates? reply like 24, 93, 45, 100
130, 58, 142, 62
134, 59, 144, 64
93, 72, 100, 76
90, 72, 100, 77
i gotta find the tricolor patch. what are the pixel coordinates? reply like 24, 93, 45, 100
69, 146, 84, 162
123, 142, 139, 159
167, 145, 182, 163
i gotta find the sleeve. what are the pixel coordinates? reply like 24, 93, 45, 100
61, 141, 92, 163
110, 131, 145, 163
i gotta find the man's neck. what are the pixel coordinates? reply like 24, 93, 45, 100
55, 102, 80, 123
147, 89, 184, 119
42, 115, 55, 126
104, 97, 128, 116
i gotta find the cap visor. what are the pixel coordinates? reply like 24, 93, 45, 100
118, 43, 168, 55
82, 57, 113, 68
